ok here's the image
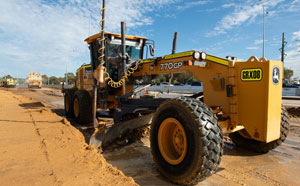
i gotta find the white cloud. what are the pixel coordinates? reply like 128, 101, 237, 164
278, 0, 300, 12
177, 0, 210, 10
292, 30, 300, 40
222, 3, 236, 9
0, 0, 177, 78
206, 4, 261, 37
254, 39, 264, 45
206, 0, 284, 37
105, 0, 179, 31
284, 49, 300, 77
286, 49, 300, 58
246, 46, 259, 50
284, 29, 300, 78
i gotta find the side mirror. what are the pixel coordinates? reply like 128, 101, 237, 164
149, 45, 155, 56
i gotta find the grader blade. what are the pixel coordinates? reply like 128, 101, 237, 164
89, 113, 154, 149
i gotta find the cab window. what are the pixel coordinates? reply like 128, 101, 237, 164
107, 43, 141, 59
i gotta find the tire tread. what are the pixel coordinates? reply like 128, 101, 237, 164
74, 90, 93, 124
229, 107, 290, 153
151, 97, 223, 185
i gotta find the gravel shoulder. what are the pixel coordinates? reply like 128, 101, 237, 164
0, 89, 136, 186
2, 87, 300, 186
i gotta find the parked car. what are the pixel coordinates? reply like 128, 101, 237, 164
292, 83, 300, 88
282, 84, 299, 96
174, 83, 184, 86
147, 81, 203, 93
159, 82, 173, 86
191, 82, 202, 86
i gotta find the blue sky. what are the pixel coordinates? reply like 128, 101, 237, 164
0, 0, 300, 79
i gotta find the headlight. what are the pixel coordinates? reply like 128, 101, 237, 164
193, 51, 200, 60
193, 52, 206, 60
200, 52, 206, 60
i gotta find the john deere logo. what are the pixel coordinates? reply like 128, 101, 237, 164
272, 66, 280, 85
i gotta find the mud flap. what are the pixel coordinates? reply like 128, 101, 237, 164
89, 113, 154, 149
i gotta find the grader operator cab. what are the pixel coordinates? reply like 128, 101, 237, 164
63, 1, 290, 185
86, 31, 151, 87
65, 31, 152, 124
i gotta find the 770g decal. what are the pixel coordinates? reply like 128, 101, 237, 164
160, 62, 183, 71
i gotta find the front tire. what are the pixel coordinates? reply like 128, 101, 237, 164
150, 97, 223, 185
229, 107, 290, 153
73, 90, 93, 125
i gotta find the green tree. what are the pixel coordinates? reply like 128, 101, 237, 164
173, 73, 190, 83
187, 76, 199, 82
42, 74, 48, 84
155, 74, 167, 83
16, 78, 26, 84
284, 68, 293, 82
292, 77, 299, 83
49, 76, 60, 85
65, 72, 76, 84
66, 72, 75, 78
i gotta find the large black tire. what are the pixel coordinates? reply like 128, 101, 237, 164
4, 84, 15, 88
73, 90, 93, 125
150, 97, 223, 185
229, 107, 290, 153
64, 91, 74, 119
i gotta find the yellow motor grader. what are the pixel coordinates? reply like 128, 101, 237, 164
63, 1, 289, 185
0, 75, 16, 88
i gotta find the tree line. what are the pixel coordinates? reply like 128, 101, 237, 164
2, 67, 296, 86
41, 72, 76, 85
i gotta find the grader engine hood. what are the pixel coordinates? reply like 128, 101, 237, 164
235, 57, 283, 143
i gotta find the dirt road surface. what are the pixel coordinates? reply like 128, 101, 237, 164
0, 89, 136, 186
2, 87, 300, 186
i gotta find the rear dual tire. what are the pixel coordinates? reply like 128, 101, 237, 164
64, 91, 74, 119
73, 90, 93, 125
229, 107, 290, 153
64, 90, 93, 125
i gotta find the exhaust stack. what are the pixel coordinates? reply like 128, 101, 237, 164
121, 22, 126, 95
172, 32, 178, 54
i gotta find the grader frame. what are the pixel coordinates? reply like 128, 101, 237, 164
63, 31, 288, 184
130, 52, 283, 143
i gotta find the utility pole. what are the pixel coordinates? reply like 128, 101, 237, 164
262, 3, 265, 58
279, 32, 287, 63
281, 32, 285, 62
259, 0, 268, 58
65, 64, 68, 85
168, 32, 178, 94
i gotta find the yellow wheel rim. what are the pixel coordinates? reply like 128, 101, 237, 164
65, 96, 69, 112
158, 118, 187, 165
74, 98, 79, 118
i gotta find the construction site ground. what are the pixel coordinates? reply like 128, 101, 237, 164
1, 87, 300, 186
0, 88, 136, 186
